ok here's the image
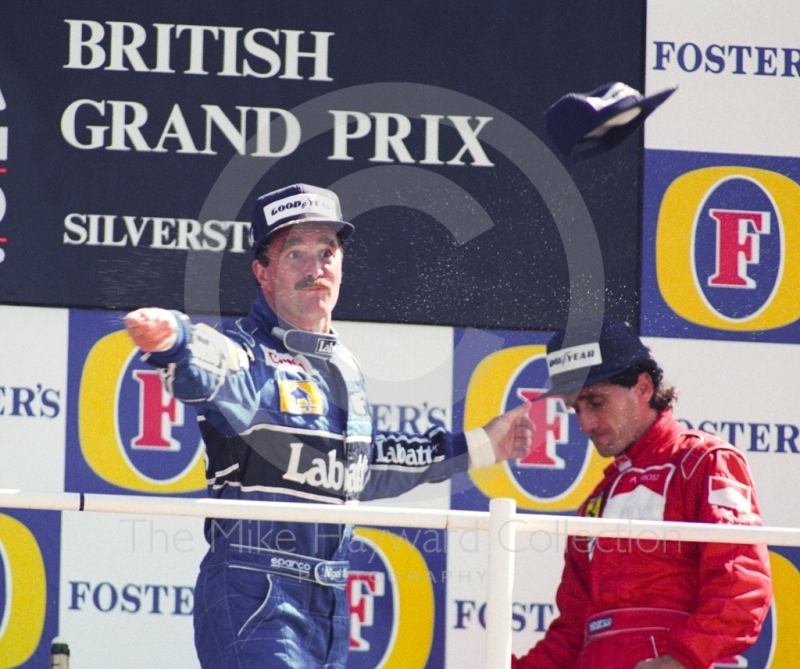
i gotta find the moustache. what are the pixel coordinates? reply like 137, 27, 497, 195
294, 278, 333, 291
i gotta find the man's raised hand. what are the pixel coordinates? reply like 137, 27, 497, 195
484, 402, 534, 463
124, 308, 178, 353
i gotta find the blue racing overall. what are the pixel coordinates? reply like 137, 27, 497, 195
145, 291, 471, 668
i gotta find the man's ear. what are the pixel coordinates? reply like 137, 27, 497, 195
635, 371, 655, 405
252, 259, 268, 287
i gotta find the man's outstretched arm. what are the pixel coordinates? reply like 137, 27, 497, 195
124, 307, 178, 352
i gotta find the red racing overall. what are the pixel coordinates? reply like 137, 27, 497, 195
513, 411, 772, 669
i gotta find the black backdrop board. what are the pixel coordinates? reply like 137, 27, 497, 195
0, 1, 643, 329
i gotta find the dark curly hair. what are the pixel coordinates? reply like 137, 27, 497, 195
606, 358, 678, 412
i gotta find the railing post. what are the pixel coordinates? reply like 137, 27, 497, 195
486, 497, 516, 669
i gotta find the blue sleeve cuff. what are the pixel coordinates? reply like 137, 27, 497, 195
450, 432, 470, 472
143, 311, 190, 366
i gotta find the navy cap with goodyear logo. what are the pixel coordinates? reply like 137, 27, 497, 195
544, 317, 653, 397
545, 81, 677, 162
249, 183, 355, 257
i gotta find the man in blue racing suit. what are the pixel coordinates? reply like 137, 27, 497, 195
125, 183, 533, 669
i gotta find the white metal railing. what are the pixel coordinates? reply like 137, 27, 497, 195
1, 489, 798, 669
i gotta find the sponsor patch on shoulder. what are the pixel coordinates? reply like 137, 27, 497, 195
708, 476, 752, 514
278, 380, 323, 415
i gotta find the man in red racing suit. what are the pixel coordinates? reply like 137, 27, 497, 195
513, 319, 772, 669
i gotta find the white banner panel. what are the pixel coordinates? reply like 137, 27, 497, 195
59, 511, 206, 668
444, 526, 566, 667
0, 305, 67, 492
646, 0, 800, 156
335, 321, 454, 510
645, 336, 800, 527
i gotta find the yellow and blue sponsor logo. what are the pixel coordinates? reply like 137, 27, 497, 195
347, 526, 444, 669
450, 329, 607, 513
0, 510, 59, 669
642, 149, 800, 342
278, 379, 324, 415
66, 309, 207, 495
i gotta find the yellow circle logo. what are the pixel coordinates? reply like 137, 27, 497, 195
656, 167, 800, 330
79, 330, 206, 493
464, 345, 607, 511
0, 514, 46, 668
348, 527, 437, 669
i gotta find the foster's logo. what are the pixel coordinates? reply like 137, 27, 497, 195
656, 166, 800, 331
0, 510, 60, 668
67, 311, 206, 494
347, 527, 440, 669
463, 344, 606, 512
